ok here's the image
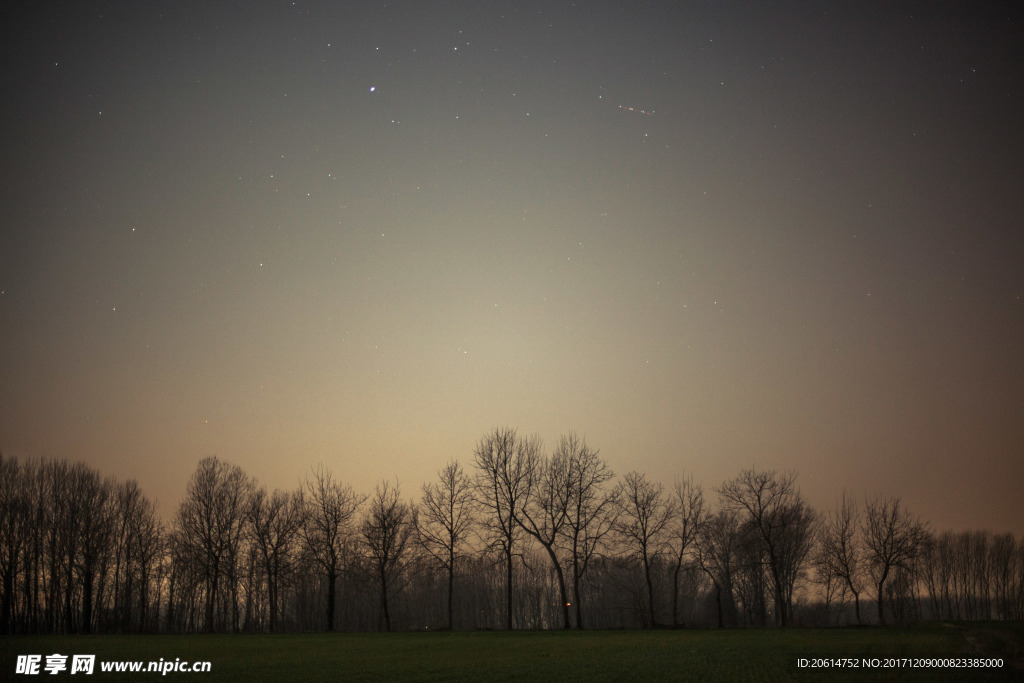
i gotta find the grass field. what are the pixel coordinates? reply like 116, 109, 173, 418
2, 622, 1021, 681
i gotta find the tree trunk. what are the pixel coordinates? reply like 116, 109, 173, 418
571, 547, 584, 629
877, 579, 887, 625
446, 561, 454, 630
205, 569, 217, 632
505, 545, 514, 630
643, 555, 656, 628
573, 577, 584, 630
81, 571, 94, 634
671, 564, 682, 627
380, 569, 391, 632
555, 561, 570, 629
714, 581, 724, 629
326, 569, 337, 631
1, 570, 13, 634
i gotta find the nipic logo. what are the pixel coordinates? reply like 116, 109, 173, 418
14, 654, 210, 675
15, 654, 95, 675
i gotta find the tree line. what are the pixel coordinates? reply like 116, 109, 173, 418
1, 430, 1022, 634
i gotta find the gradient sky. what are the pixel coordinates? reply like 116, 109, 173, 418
2, 1, 1022, 535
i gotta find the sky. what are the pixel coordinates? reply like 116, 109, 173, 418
2, 1, 1022, 535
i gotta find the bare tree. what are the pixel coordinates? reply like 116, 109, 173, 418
132, 491, 163, 633
862, 495, 929, 625
615, 471, 674, 628
969, 531, 992, 620
696, 510, 741, 628
19, 458, 47, 633
415, 460, 474, 629
472, 427, 540, 630
818, 490, 864, 624
248, 486, 304, 632
109, 479, 162, 633
558, 434, 617, 629
717, 469, 812, 626
72, 467, 114, 634
174, 457, 253, 632
0, 457, 166, 635
0, 454, 29, 634
362, 480, 414, 631
519, 447, 572, 629
0, 454, 28, 634
732, 520, 770, 626
922, 531, 955, 620
51, 461, 82, 632
812, 534, 844, 625
667, 475, 707, 627
774, 499, 817, 622
989, 533, 1018, 620
300, 464, 364, 632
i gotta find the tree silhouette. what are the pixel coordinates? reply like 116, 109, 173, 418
248, 486, 304, 632
362, 479, 414, 632
668, 475, 707, 627
472, 427, 540, 630
300, 464, 364, 632
862, 495, 929, 625
519, 446, 573, 629
558, 433, 617, 629
718, 469, 814, 627
416, 460, 474, 630
615, 471, 674, 628
817, 490, 864, 624
174, 456, 253, 632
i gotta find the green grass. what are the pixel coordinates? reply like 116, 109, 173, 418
2, 623, 1021, 681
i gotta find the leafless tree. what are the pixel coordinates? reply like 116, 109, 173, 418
472, 427, 540, 630
969, 531, 992, 619
49, 461, 82, 632
300, 464, 364, 631
10, 445, 1024, 633
166, 525, 202, 632
862, 495, 930, 625
1012, 537, 1024, 620
0, 454, 30, 634
812, 537, 844, 625
558, 433, 618, 629
109, 479, 162, 633
248, 486, 304, 632
732, 520, 770, 626
817, 490, 864, 624
774, 499, 816, 621
921, 528, 1012, 622
34, 459, 70, 633
615, 471, 674, 628
71, 465, 114, 634
927, 534, 951, 621
667, 475, 707, 627
17, 458, 46, 633
717, 469, 813, 626
362, 480, 414, 631
696, 510, 741, 628
174, 456, 253, 632
415, 460, 474, 629
133, 492, 164, 633
989, 533, 1018, 620
519, 447, 573, 629
110, 480, 137, 632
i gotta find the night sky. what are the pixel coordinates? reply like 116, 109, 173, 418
2, 1, 1022, 534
